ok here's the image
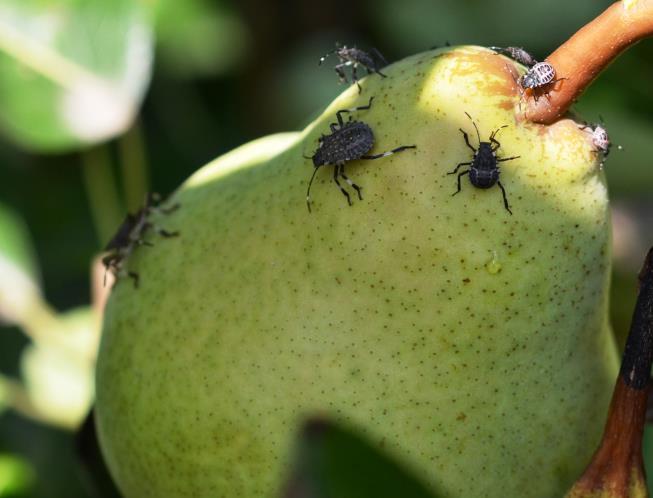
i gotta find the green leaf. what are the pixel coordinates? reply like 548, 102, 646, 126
283, 419, 439, 498
0, 454, 34, 496
154, 0, 249, 78
20, 307, 97, 429
0, 202, 41, 325
0, 0, 154, 152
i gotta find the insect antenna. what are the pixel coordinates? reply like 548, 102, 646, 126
490, 125, 508, 140
370, 47, 388, 67
306, 166, 321, 213
465, 112, 481, 144
318, 51, 335, 65
319, 44, 341, 66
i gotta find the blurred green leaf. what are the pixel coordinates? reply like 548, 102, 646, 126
154, 0, 249, 78
20, 307, 98, 429
643, 425, 653, 495
0, 202, 38, 282
0, 202, 42, 326
371, 0, 606, 54
283, 419, 439, 498
0, 0, 154, 152
0, 454, 34, 496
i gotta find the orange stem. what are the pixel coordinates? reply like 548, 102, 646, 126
526, 0, 653, 124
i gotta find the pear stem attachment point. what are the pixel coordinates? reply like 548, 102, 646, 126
525, 0, 653, 124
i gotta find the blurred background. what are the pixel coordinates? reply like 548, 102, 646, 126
0, 0, 651, 496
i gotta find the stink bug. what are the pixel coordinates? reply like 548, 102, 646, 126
515, 61, 566, 103
305, 97, 416, 211
489, 46, 537, 67
447, 113, 519, 214
319, 44, 388, 93
579, 120, 622, 167
102, 193, 179, 288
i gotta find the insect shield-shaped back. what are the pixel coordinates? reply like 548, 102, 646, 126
520, 61, 556, 89
447, 113, 519, 215
591, 126, 611, 154
305, 97, 416, 212
469, 143, 501, 188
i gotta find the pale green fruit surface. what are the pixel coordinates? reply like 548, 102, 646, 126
95, 46, 619, 498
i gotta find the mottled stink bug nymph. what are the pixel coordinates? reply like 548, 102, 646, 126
102, 193, 179, 288
489, 46, 537, 67
319, 44, 388, 93
447, 113, 520, 214
579, 121, 622, 167
305, 97, 416, 212
515, 61, 566, 102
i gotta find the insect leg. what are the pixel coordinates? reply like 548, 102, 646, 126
497, 181, 513, 215
135, 238, 154, 247
334, 64, 348, 84
339, 164, 362, 200
158, 203, 180, 215
157, 228, 179, 238
452, 170, 470, 196
361, 144, 416, 160
459, 129, 476, 153
370, 47, 388, 72
318, 49, 337, 66
447, 162, 472, 175
128, 271, 140, 289
490, 126, 508, 150
306, 166, 321, 213
351, 64, 362, 93
497, 155, 520, 163
335, 97, 375, 126
332, 164, 352, 206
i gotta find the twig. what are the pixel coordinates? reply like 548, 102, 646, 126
526, 0, 653, 124
566, 246, 653, 497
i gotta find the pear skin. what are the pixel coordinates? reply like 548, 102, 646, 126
95, 47, 619, 498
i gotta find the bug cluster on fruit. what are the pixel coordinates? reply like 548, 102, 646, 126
102, 193, 179, 288
489, 46, 537, 67
305, 97, 416, 212
579, 120, 622, 168
319, 43, 388, 93
447, 113, 520, 215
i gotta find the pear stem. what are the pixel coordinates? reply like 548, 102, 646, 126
525, 0, 653, 124
566, 246, 653, 498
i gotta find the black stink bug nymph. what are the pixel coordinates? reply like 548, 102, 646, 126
305, 97, 416, 212
102, 193, 179, 288
447, 113, 520, 215
319, 44, 388, 93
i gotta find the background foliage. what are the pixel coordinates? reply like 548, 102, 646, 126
0, 0, 652, 496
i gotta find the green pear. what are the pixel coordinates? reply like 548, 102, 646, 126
95, 46, 619, 498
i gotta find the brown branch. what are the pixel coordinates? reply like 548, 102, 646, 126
526, 0, 653, 124
566, 246, 653, 498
